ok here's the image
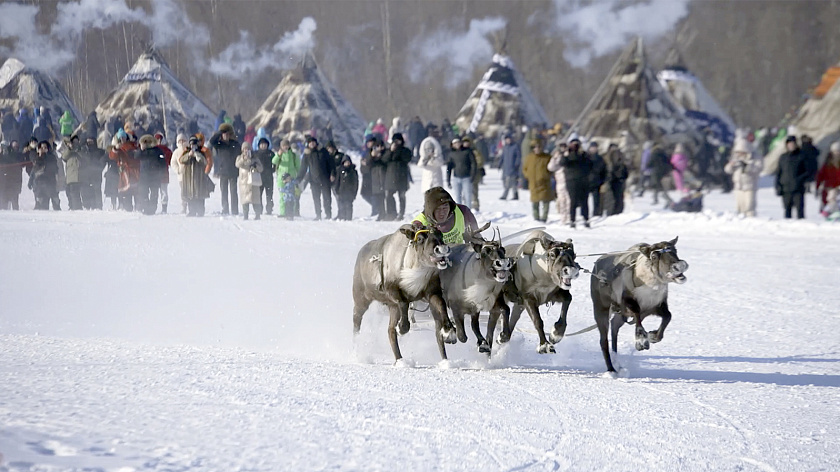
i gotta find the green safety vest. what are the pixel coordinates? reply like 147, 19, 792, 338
414, 206, 465, 244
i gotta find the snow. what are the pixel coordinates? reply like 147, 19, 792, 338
1, 166, 839, 471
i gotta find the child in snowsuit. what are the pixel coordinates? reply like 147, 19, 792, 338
334, 155, 359, 220
280, 173, 297, 220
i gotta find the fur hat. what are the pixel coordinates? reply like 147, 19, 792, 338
176, 133, 187, 145
831, 141, 840, 153
732, 138, 751, 154
241, 141, 251, 152
423, 186, 456, 224
391, 132, 404, 143
139, 134, 157, 148
218, 122, 234, 135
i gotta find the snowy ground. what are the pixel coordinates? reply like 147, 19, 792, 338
1, 165, 839, 471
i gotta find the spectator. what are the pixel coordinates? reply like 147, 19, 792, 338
498, 134, 521, 200
61, 135, 84, 210
775, 136, 809, 219
334, 154, 359, 220
587, 141, 607, 216
636, 141, 653, 197
110, 132, 140, 211
724, 138, 763, 217
180, 135, 212, 217
0, 140, 26, 210
446, 137, 476, 207
388, 117, 404, 144
417, 135, 444, 192
800, 135, 820, 192
561, 138, 591, 228
251, 127, 271, 151
103, 136, 121, 210
210, 123, 241, 215
670, 143, 690, 194
408, 116, 427, 159
79, 136, 106, 210
232, 114, 247, 144
816, 142, 840, 217
136, 134, 166, 215
296, 136, 335, 220
279, 173, 297, 220
272, 139, 300, 218
546, 146, 570, 226
83, 111, 100, 141
170, 134, 189, 213
28, 141, 58, 210
382, 133, 412, 220
523, 138, 553, 223
253, 137, 275, 215
236, 141, 263, 220
59, 110, 76, 138
17, 109, 33, 144
462, 136, 484, 211
155, 133, 173, 214
604, 144, 629, 215
361, 137, 385, 218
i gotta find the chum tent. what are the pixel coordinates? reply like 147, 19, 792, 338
763, 62, 840, 175
657, 48, 737, 145
566, 38, 702, 152
92, 48, 216, 140
454, 53, 548, 139
248, 52, 366, 149
0, 57, 81, 130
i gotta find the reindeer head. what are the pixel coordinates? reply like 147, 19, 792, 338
468, 226, 513, 283
639, 236, 688, 284
400, 224, 451, 270
539, 236, 580, 291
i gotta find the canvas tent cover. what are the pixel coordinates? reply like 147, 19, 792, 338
248, 53, 366, 149
657, 67, 736, 144
455, 54, 548, 139
93, 50, 215, 140
0, 58, 80, 125
567, 38, 702, 151
763, 64, 840, 175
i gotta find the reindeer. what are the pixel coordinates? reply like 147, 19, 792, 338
590, 237, 689, 373
353, 224, 456, 363
439, 226, 514, 354
502, 231, 580, 354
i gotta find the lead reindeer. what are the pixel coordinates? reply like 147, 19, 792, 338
503, 231, 580, 354
439, 225, 514, 354
353, 224, 456, 363
590, 237, 689, 373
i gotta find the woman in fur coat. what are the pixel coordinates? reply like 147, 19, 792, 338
417, 136, 444, 192
236, 141, 264, 220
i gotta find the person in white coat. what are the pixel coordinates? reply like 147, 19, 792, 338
547, 147, 571, 225
236, 141, 264, 220
170, 134, 188, 213
417, 136, 444, 192
724, 137, 763, 217
388, 117, 404, 145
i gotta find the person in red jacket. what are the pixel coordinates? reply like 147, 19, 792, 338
155, 133, 173, 214
816, 142, 840, 217
109, 132, 140, 211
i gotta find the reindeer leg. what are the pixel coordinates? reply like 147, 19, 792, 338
453, 310, 468, 344
506, 303, 525, 342
610, 308, 624, 353
649, 302, 672, 344
352, 297, 371, 334
524, 301, 553, 354
397, 301, 410, 336
487, 294, 509, 348
623, 296, 648, 351
428, 294, 455, 356
387, 304, 403, 361
595, 304, 615, 372
469, 312, 490, 353
549, 290, 572, 344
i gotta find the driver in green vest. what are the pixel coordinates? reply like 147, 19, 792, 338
412, 186, 479, 244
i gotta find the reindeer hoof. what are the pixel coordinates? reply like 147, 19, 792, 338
635, 335, 650, 351
441, 327, 457, 344
398, 321, 410, 336
537, 343, 555, 354
649, 330, 663, 343
549, 330, 564, 344
457, 331, 468, 344
478, 341, 491, 354
497, 330, 510, 344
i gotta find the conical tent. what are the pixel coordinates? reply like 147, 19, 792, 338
657, 47, 736, 145
763, 62, 840, 175
0, 57, 81, 127
93, 49, 216, 140
567, 38, 701, 151
455, 53, 548, 139
248, 52, 366, 149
